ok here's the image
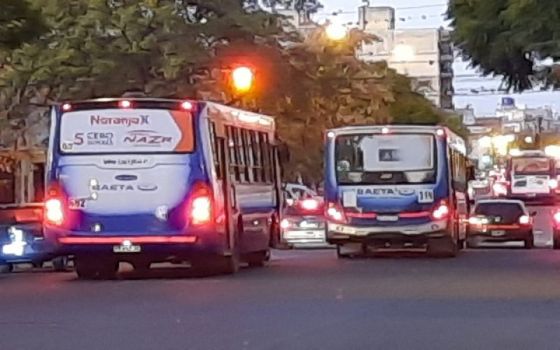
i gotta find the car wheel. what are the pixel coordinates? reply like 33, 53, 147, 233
553, 234, 560, 250
32, 261, 44, 269
52, 256, 69, 272
427, 236, 458, 258
524, 235, 534, 249
244, 250, 269, 268
0, 263, 11, 273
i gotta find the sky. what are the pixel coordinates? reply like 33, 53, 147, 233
313, 0, 560, 116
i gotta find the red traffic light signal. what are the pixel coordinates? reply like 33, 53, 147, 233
231, 66, 254, 93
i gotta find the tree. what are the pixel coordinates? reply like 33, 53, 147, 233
448, 0, 560, 91
0, 0, 47, 50
0, 1, 455, 182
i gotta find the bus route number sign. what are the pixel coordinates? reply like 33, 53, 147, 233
417, 189, 434, 203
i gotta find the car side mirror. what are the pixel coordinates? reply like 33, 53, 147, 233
531, 211, 537, 217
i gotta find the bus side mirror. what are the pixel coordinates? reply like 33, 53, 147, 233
278, 142, 290, 163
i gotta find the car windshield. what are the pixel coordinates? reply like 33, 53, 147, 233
335, 133, 436, 185
474, 202, 525, 224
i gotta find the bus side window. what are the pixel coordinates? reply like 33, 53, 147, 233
226, 126, 240, 183
250, 131, 263, 183
209, 122, 222, 180
451, 149, 467, 192
241, 129, 254, 183
259, 132, 272, 184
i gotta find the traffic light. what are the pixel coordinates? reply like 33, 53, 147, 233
231, 66, 254, 94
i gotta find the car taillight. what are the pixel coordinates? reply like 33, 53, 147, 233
431, 201, 449, 220
553, 211, 560, 225
45, 198, 64, 225
468, 216, 488, 225
518, 215, 531, 225
326, 202, 346, 223
188, 183, 213, 225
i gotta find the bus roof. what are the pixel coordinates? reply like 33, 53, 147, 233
57, 98, 276, 132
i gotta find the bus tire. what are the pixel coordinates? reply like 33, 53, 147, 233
75, 256, 118, 280
427, 236, 457, 258
336, 244, 353, 259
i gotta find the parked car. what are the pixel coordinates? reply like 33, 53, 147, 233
0, 203, 68, 272
467, 199, 535, 248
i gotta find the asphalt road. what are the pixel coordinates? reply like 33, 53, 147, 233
1, 206, 560, 350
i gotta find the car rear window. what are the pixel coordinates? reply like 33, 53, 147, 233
474, 202, 524, 223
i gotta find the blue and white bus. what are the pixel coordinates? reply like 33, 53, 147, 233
44, 98, 284, 278
323, 125, 472, 257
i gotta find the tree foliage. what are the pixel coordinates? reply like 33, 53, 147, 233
448, 0, 560, 91
0, 0, 452, 181
0, 0, 47, 50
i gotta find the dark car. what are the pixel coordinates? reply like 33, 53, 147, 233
467, 199, 535, 248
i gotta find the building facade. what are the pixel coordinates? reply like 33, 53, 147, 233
357, 5, 454, 110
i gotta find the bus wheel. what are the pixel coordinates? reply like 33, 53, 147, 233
75, 256, 118, 280
427, 237, 457, 258
244, 250, 269, 268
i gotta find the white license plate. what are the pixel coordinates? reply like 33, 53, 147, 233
491, 230, 506, 237
377, 215, 398, 222
113, 245, 141, 253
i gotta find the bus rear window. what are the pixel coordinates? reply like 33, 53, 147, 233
59, 109, 194, 154
335, 133, 436, 185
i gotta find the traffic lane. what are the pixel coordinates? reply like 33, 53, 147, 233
3, 250, 560, 350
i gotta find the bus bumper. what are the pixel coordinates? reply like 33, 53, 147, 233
326, 220, 450, 247
45, 229, 230, 260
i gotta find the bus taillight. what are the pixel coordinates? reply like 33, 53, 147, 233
326, 202, 346, 223
45, 198, 64, 226
188, 183, 213, 226
431, 201, 450, 220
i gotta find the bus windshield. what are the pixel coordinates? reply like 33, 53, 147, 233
335, 133, 436, 185
59, 108, 194, 154
511, 157, 551, 175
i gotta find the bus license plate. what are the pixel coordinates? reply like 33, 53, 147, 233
113, 245, 141, 253
491, 230, 505, 237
